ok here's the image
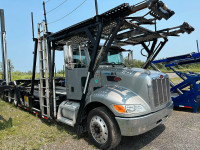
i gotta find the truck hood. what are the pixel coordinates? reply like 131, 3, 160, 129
99, 67, 167, 79
98, 67, 170, 112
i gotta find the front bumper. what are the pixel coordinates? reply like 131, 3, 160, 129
115, 102, 173, 136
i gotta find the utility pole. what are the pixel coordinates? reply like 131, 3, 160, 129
43, 2, 48, 32
31, 12, 35, 40
95, 0, 99, 16
0, 9, 9, 85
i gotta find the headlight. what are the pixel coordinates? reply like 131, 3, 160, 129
114, 104, 146, 114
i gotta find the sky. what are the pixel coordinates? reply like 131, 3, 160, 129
0, 0, 200, 72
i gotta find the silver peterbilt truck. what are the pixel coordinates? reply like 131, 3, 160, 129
57, 43, 173, 148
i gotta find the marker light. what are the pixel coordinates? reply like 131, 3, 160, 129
114, 77, 122, 82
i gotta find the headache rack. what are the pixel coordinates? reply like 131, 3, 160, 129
49, 1, 177, 48
46, 1, 194, 70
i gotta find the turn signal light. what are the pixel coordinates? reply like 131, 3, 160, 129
114, 105, 126, 113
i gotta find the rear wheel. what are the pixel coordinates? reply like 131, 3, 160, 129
13, 93, 18, 107
3, 91, 8, 102
87, 107, 121, 150
8, 91, 13, 103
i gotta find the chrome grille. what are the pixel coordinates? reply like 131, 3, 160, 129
152, 78, 170, 107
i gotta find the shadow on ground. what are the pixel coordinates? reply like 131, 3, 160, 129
17, 107, 166, 150
114, 124, 166, 150
40, 117, 77, 136
82, 123, 166, 150
0, 115, 12, 130
38, 115, 166, 150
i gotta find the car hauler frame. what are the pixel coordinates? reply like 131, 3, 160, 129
152, 53, 200, 113
0, 0, 194, 149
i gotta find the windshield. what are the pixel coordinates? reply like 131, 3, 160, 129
101, 52, 124, 65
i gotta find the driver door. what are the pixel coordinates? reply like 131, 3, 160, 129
66, 47, 89, 100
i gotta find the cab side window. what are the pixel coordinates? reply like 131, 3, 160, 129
73, 49, 87, 68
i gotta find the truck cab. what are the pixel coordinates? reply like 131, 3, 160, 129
57, 43, 173, 149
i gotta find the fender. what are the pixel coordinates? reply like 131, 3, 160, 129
86, 86, 151, 117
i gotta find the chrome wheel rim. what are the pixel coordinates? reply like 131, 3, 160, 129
14, 94, 18, 106
8, 92, 12, 103
90, 116, 108, 144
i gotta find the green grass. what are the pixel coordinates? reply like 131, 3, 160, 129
11, 72, 40, 81
0, 100, 76, 150
0, 72, 64, 81
170, 77, 183, 85
160, 68, 200, 73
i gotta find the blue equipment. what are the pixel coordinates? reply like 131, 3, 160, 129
152, 52, 200, 113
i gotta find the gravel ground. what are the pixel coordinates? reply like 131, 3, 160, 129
42, 108, 200, 150
115, 108, 200, 150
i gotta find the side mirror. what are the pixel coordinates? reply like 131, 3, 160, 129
128, 51, 133, 65
63, 44, 74, 70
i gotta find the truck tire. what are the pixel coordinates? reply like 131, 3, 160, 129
3, 91, 8, 102
8, 91, 13, 103
87, 107, 121, 150
13, 93, 18, 107
0, 92, 3, 100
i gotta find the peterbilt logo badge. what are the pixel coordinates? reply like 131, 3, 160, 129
160, 75, 164, 79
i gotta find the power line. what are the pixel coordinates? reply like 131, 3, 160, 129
47, 0, 69, 14
48, 0, 88, 25
45, 0, 51, 4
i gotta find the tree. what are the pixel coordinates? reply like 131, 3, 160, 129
0, 59, 14, 72
0, 59, 14, 79
124, 57, 145, 68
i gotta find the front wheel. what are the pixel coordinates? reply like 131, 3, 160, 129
87, 107, 121, 150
